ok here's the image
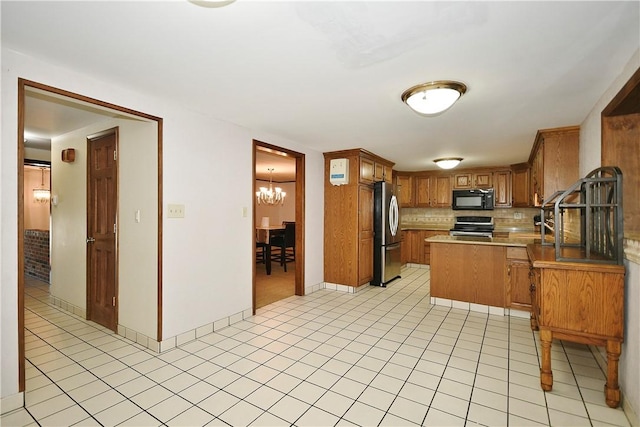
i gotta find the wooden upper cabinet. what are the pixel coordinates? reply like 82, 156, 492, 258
453, 171, 492, 189
415, 176, 432, 207
453, 173, 472, 189
475, 172, 492, 188
528, 126, 579, 206
431, 175, 452, 207
361, 155, 393, 184
493, 170, 512, 207
396, 174, 414, 207
374, 162, 392, 183
511, 163, 531, 207
360, 157, 375, 184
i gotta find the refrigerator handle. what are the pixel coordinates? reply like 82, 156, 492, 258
389, 195, 399, 237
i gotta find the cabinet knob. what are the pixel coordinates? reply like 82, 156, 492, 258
529, 283, 536, 292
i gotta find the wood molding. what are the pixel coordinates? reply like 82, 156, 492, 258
17, 79, 164, 392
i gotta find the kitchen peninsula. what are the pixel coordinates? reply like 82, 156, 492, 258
427, 234, 539, 312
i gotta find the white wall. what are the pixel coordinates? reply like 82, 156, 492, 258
50, 117, 158, 339
579, 49, 640, 421
1, 47, 325, 400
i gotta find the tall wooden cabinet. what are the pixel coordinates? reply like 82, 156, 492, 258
493, 170, 512, 207
529, 126, 579, 205
511, 162, 531, 207
324, 149, 394, 288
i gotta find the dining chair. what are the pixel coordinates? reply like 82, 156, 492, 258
270, 221, 295, 272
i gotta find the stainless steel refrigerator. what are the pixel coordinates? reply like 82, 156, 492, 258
372, 181, 401, 286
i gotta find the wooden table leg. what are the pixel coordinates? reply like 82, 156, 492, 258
605, 340, 621, 408
540, 329, 553, 391
266, 245, 272, 275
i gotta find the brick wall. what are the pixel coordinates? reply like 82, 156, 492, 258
25, 229, 50, 283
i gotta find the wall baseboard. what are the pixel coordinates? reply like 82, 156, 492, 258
1, 392, 24, 415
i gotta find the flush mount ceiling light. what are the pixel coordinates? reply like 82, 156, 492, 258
188, 0, 236, 8
401, 80, 467, 116
434, 158, 463, 170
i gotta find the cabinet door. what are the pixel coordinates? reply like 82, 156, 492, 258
374, 162, 391, 183
509, 260, 532, 308
431, 175, 452, 207
531, 144, 544, 205
474, 172, 493, 188
400, 231, 409, 265
512, 166, 530, 207
359, 237, 373, 285
407, 231, 423, 264
360, 157, 375, 184
396, 174, 414, 207
422, 230, 447, 264
494, 171, 512, 207
453, 173, 472, 189
415, 176, 431, 207
358, 185, 374, 284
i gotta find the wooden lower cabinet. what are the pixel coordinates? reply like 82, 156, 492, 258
506, 247, 531, 310
430, 242, 505, 307
402, 230, 449, 265
527, 244, 625, 408
406, 230, 424, 264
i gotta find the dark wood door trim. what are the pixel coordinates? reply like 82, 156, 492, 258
252, 140, 305, 314
16, 78, 163, 392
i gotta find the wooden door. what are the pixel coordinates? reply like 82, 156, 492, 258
87, 131, 118, 331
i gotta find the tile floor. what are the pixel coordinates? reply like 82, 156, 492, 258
2, 267, 632, 426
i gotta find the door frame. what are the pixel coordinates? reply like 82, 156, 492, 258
252, 140, 305, 313
17, 78, 163, 392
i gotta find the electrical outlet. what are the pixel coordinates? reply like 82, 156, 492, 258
514, 212, 523, 219
168, 204, 185, 218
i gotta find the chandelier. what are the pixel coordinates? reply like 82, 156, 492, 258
256, 168, 286, 205
33, 167, 50, 204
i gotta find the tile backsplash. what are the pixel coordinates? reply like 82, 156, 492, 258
401, 207, 540, 232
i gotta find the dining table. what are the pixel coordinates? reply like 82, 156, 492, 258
256, 224, 285, 275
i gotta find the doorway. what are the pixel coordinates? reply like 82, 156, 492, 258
17, 79, 163, 392
253, 141, 305, 312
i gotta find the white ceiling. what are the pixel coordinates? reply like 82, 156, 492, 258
5, 1, 639, 173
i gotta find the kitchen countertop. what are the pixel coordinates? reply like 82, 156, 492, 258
400, 223, 451, 231
426, 234, 541, 247
401, 224, 536, 234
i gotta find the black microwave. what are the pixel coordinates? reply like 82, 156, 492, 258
452, 188, 495, 210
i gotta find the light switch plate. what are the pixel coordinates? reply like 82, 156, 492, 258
168, 204, 185, 218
